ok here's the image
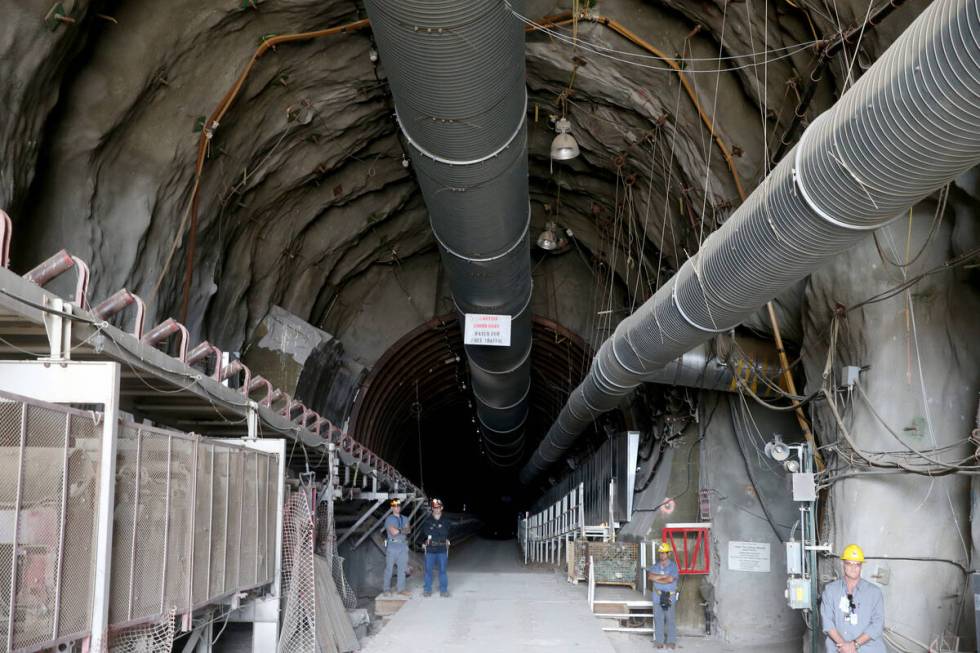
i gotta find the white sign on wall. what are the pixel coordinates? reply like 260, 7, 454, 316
728, 541, 771, 573
463, 314, 512, 347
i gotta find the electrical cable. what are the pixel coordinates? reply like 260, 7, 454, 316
727, 395, 787, 540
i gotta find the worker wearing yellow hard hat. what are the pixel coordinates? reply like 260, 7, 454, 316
819, 543, 885, 652
646, 540, 679, 649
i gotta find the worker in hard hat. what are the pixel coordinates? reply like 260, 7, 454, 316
820, 544, 885, 652
646, 541, 680, 649
382, 498, 411, 596
421, 497, 451, 597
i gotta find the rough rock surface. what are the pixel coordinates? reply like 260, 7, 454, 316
3, 0, 979, 646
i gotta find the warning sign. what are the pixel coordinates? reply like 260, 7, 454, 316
463, 314, 512, 347
727, 541, 771, 573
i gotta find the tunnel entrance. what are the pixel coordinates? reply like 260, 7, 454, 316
348, 314, 593, 531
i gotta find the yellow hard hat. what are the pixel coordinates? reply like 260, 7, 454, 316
840, 544, 864, 563
657, 541, 673, 553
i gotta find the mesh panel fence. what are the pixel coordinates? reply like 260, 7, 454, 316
0, 391, 280, 651
0, 396, 103, 650
331, 555, 357, 610
278, 491, 316, 653
107, 608, 176, 653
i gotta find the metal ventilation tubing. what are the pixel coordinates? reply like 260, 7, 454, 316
521, 0, 980, 484
363, 0, 533, 466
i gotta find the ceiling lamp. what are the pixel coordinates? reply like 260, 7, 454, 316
550, 117, 580, 161
536, 221, 569, 252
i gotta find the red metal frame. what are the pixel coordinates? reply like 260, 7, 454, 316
662, 526, 710, 575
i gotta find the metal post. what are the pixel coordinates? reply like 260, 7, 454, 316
127, 428, 143, 621
222, 450, 231, 592
237, 452, 247, 587
52, 412, 71, 639
254, 451, 261, 582
187, 438, 200, 612
7, 404, 27, 650
91, 363, 121, 653
160, 434, 173, 612
206, 445, 215, 599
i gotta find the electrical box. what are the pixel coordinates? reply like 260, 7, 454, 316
841, 365, 861, 388
792, 473, 816, 502
786, 578, 811, 609
785, 542, 803, 575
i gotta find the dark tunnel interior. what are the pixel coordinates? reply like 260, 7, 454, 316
347, 315, 604, 533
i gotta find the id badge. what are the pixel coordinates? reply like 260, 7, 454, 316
839, 596, 849, 613
849, 612, 858, 626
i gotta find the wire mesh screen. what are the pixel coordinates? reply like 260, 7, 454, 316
0, 391, 281, 652
331, 555, 357, 610
278, 491, 316, 653
0, 395, 103, 651
107, 608, 175, 653
110, 431, 278, 628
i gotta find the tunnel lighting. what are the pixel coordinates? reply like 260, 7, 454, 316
783, 459, 801, 473
550, 118, 580, 161
536, 221, 569, 251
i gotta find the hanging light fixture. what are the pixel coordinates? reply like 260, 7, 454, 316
550, 117, 580, 161
536, 221, 570, 252
536, 222, 558, 250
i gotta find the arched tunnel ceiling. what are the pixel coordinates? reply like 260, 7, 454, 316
1, 0, 951, 501
1, 0, 928, 355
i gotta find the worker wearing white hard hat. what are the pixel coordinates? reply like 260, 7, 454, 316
820, 544, 885, 652
646, 540, 679, 649
422, 498, 451, 597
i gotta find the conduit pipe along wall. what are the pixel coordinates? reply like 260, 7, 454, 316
521, 0, 980, 485
363, 0, 533, 465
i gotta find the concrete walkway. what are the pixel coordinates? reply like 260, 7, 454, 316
361, 538, 616, 652
361, 539, 800, 653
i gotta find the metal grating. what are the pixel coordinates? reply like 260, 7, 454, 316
0, 397, 103, 651
192, 443, 212, 606
0, 390, 281, 650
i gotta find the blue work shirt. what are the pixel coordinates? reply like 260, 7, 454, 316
384, 514, 408, 545
646, 558, 679, 592
820, 578, 885, 653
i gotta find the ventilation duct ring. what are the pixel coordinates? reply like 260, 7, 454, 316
792, 114, 902, 232
670, 281, 737, 334
478, 409, 529, 434
468, 343, 533, 376
452, 281, 533, 318
398, 90, 528, 167
472, 379, 531, 410
434, 203, 531, 263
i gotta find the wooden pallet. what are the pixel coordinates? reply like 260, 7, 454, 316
374, 593, 411, 617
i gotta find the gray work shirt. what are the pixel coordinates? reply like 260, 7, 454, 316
384, 514, 407, 545
820, 578, 885, 653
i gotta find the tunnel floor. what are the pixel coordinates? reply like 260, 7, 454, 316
361, 537, 616, 652
361, 538, 801, 653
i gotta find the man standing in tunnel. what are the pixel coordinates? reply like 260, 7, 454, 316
422, 498, 451, 597
820, 544, 885, 652
383, 498, 411, 596
646, 541, 679, 649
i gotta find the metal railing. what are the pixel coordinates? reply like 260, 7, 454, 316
0, 390, 280, 652
518, 483, 584, 565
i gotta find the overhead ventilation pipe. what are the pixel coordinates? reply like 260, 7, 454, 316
363, 0, 532, 465
521, 0, 980, 484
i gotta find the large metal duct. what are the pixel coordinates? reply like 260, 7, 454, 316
521, 0, 980, 484
363, 0, 532, 465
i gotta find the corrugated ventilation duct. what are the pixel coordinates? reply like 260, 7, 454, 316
363, 0, 532, 466
521, 0, 980, 484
